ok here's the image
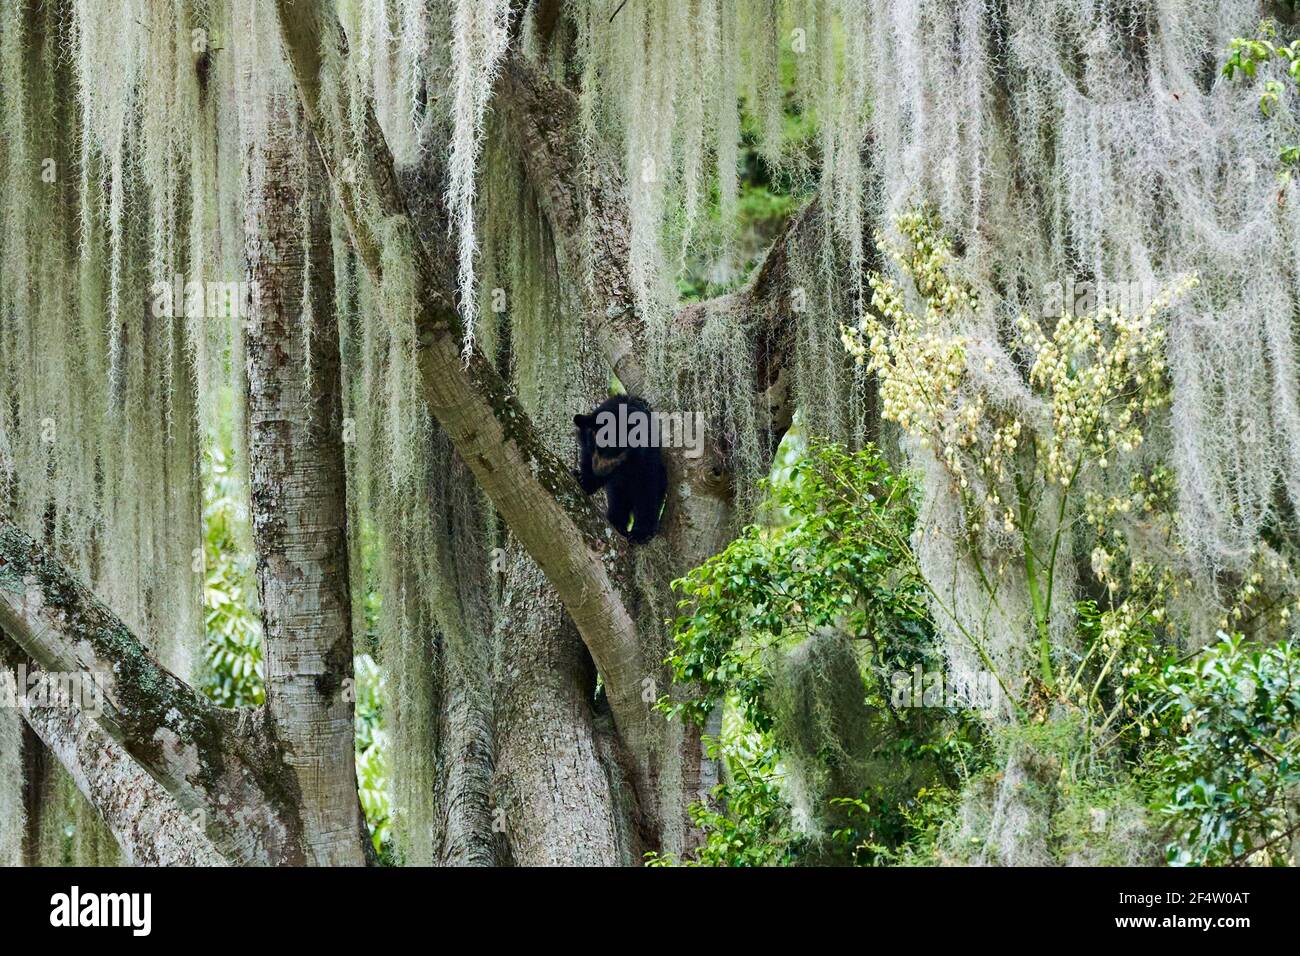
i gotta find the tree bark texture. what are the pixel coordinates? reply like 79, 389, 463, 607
0, 518, 306, 864
242, 88, 369, 866
19, 687, 226, 865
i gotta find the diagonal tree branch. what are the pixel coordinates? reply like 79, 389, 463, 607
501, 57, 649, 400
500, 55, 831, 561
0, 516, 308, 865
4, 661, 226, 866
270, 0, 657, 780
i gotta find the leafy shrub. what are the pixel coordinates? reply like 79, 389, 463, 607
646, 731, 798, 868
663, 441, 933, 728
1153, 634, 1300, 865
354, 653, 394, 863
659, 441, 984, 865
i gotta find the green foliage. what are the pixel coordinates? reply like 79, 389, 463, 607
354, 653, 394, 864
663, 441, 931, 729
646, 733, 797, 868
1225, 20, 1300, 170
1058, 560, 1300, 867
658, 442, 985, 866
1011, 624, 1300, 866
1152, 634, 1300, 866
199, 441, 265, 708
1066, 589, 1180, 760
829, 785, 961, 866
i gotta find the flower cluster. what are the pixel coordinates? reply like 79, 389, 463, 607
1016, 274, 1197, 488
843, 209, 1205, 699
1218, 550, 1300, 638
1083, 466, 1178, 594
843, 210, 1195, 553
842, 211, 989, 515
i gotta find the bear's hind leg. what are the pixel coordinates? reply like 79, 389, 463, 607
606, 486, 633, 539
628, 495, 661, 543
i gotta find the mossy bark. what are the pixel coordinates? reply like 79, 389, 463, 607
492, 547, 633, 865
0, 518, 306, 864
19, 682, 225, 865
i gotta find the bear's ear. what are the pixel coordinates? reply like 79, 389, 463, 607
574, 413, 594, 429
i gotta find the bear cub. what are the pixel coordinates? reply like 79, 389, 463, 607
573, 395, 668, 543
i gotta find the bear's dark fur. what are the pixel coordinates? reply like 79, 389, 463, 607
573, 395, 668, 543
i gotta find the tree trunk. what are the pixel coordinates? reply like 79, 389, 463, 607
19, 720, 46, 867
0, 681, 21, 866
492, 549, 633, 865
0, 518, 307, 865
242, 88, 369, 866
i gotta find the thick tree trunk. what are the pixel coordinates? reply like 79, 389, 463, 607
242, 90, 369, 866
434, 653, 498, 865
0, 685, 21, 866
492, 550, 633, 866
429, 451, 499, 867
19, 720, 46, 866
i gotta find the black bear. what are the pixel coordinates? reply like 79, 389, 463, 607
573, 395, 668, 543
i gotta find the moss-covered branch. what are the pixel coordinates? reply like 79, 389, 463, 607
501, 57, 649, 400
13, 669, 227, 866
0, 516, 306, 864
502, 57, 834, 459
